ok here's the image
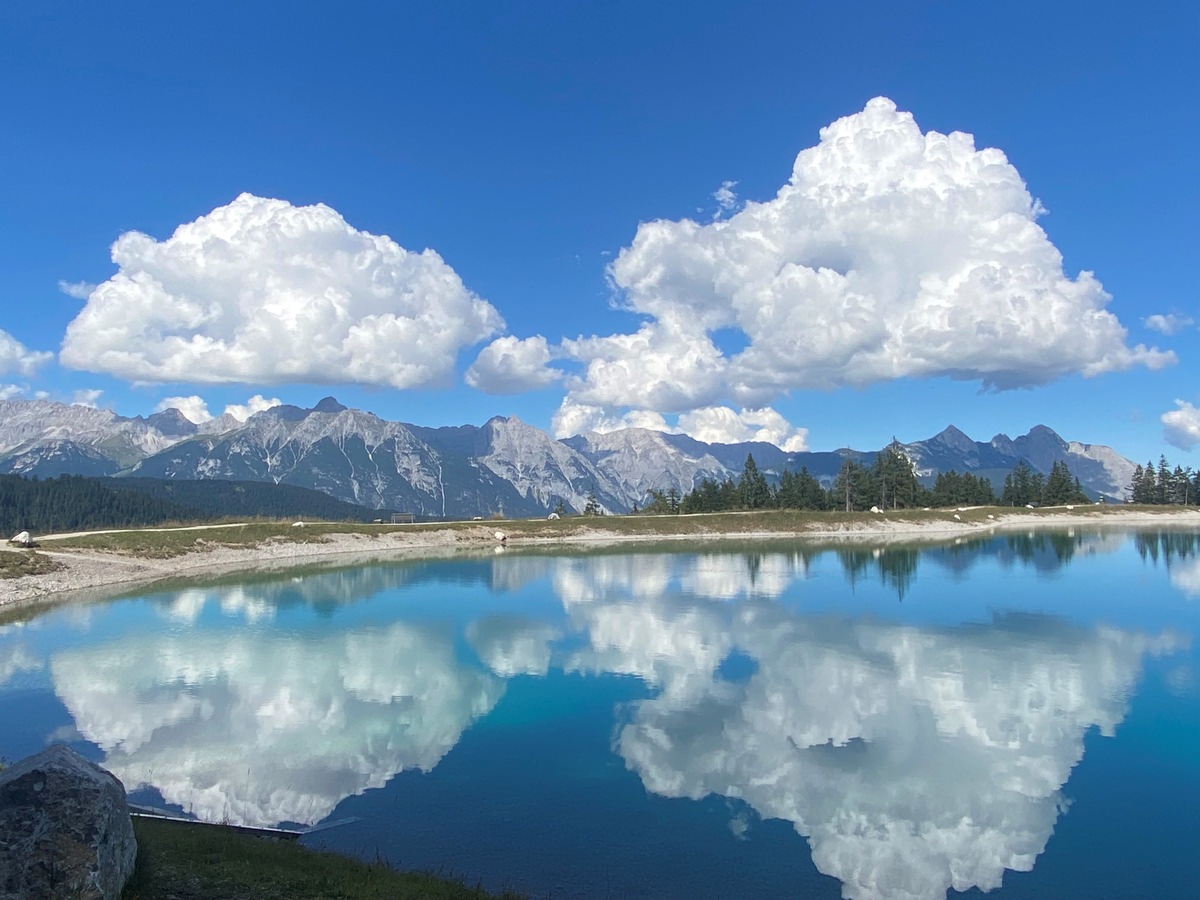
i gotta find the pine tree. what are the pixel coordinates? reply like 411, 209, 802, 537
738, 454, 772, 509
1042, 460, 1076, 505
1003, 461, 1041, 506
1157, 456, 1171, 505
870, 442, 921, 510
831, 459, 867, 512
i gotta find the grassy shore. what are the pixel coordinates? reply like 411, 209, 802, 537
35, 507, 1027, 550
38, 504, 1192, 559
0, 548, 63, 578
122, 817, 524, 900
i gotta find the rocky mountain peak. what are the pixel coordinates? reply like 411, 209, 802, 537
931, 425, 975, 453
313, 396, 347, 413
143, 408, 199, 440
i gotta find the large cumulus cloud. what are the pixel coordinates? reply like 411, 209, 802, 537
59, 194, 504, 388
557, 97, 1170, 429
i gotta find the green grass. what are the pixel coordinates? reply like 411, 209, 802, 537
47, 523, 344, 558
122, 817, 525, 900
0, 548, 63, 578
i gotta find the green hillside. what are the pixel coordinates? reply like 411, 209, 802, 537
1, 474, 392, 535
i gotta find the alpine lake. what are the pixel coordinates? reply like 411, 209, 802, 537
2, 528, 1199, 900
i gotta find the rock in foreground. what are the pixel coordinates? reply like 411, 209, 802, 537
0, 744, 136, 900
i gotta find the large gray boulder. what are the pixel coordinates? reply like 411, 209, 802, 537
0, 744, 137, 900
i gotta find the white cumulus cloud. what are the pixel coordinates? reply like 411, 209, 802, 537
70, 389, 104, 408
0, 328, 53, 378
465, 335, 562, 394
677, 406, 809, 451
154, 395, 213, 423
1143, 313, 1194, 335
561, 315, 728, 412
551, 398, 670, 438
558, 97, 1171, 428
223, 394, 282, 422
1162, 400, 1200, 450
59, 193, 504, 389
153, 393, 282, 424
550, 396, 807, 451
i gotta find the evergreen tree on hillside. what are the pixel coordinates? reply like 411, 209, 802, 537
869, 442, 923, 510
932, 470, 996, 507
830, 459, 868, 512
738, 454, 773, 509
1041, 460, 1087, 505
776, 466, 827, 510
1002, 461, 1045, 506
1130, 461, 1159, 504
1156, 456, 1171, 505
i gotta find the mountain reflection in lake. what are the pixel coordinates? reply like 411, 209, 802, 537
2, 530, 1199, 900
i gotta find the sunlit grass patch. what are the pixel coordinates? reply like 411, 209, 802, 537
0, 548, 63, 579
122, 816, 525, 900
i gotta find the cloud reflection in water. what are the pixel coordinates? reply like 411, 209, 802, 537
556, 552, 1185, 900
38, 538, 1190, 900
51, 622, 503, 827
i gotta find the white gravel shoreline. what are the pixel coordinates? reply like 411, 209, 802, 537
5, 508, 1200, 614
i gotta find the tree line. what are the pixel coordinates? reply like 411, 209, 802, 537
1127, 456, 1200, 505
639, 446, 1089, 515
1, 474, 390, 535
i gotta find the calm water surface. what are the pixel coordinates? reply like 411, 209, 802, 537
2, 530, 1199, 899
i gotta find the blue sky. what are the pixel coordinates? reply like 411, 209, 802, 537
1, 1, 1197, 464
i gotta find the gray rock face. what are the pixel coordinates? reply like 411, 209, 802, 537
0, 744, 137, 900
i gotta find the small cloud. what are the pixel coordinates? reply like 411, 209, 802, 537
0, 384, 26, 401
58, 280, 97, 300
154, 393, 281, 424
155, 395, 213, 424
1162, 400, 1200, 450
70, 389, 104, 408
465, 335, 563, 395
0, 328, 53, 378
224, 394, 282, 422
712, 180, 738, 220
1143, 313, 1194, 336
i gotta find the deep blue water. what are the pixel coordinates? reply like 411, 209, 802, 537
2, 529, 1199, 900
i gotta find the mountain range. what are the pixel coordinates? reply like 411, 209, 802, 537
0, 397, 1137, 516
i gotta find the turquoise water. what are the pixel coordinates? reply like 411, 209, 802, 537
2, 530, 1198, 899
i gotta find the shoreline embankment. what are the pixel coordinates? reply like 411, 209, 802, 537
5, 506, 1200, 614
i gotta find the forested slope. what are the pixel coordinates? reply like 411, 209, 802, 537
1, 475, 390, 535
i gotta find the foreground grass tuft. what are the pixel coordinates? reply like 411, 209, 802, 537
0, 548, 63, 579
122, 817, 525, 900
